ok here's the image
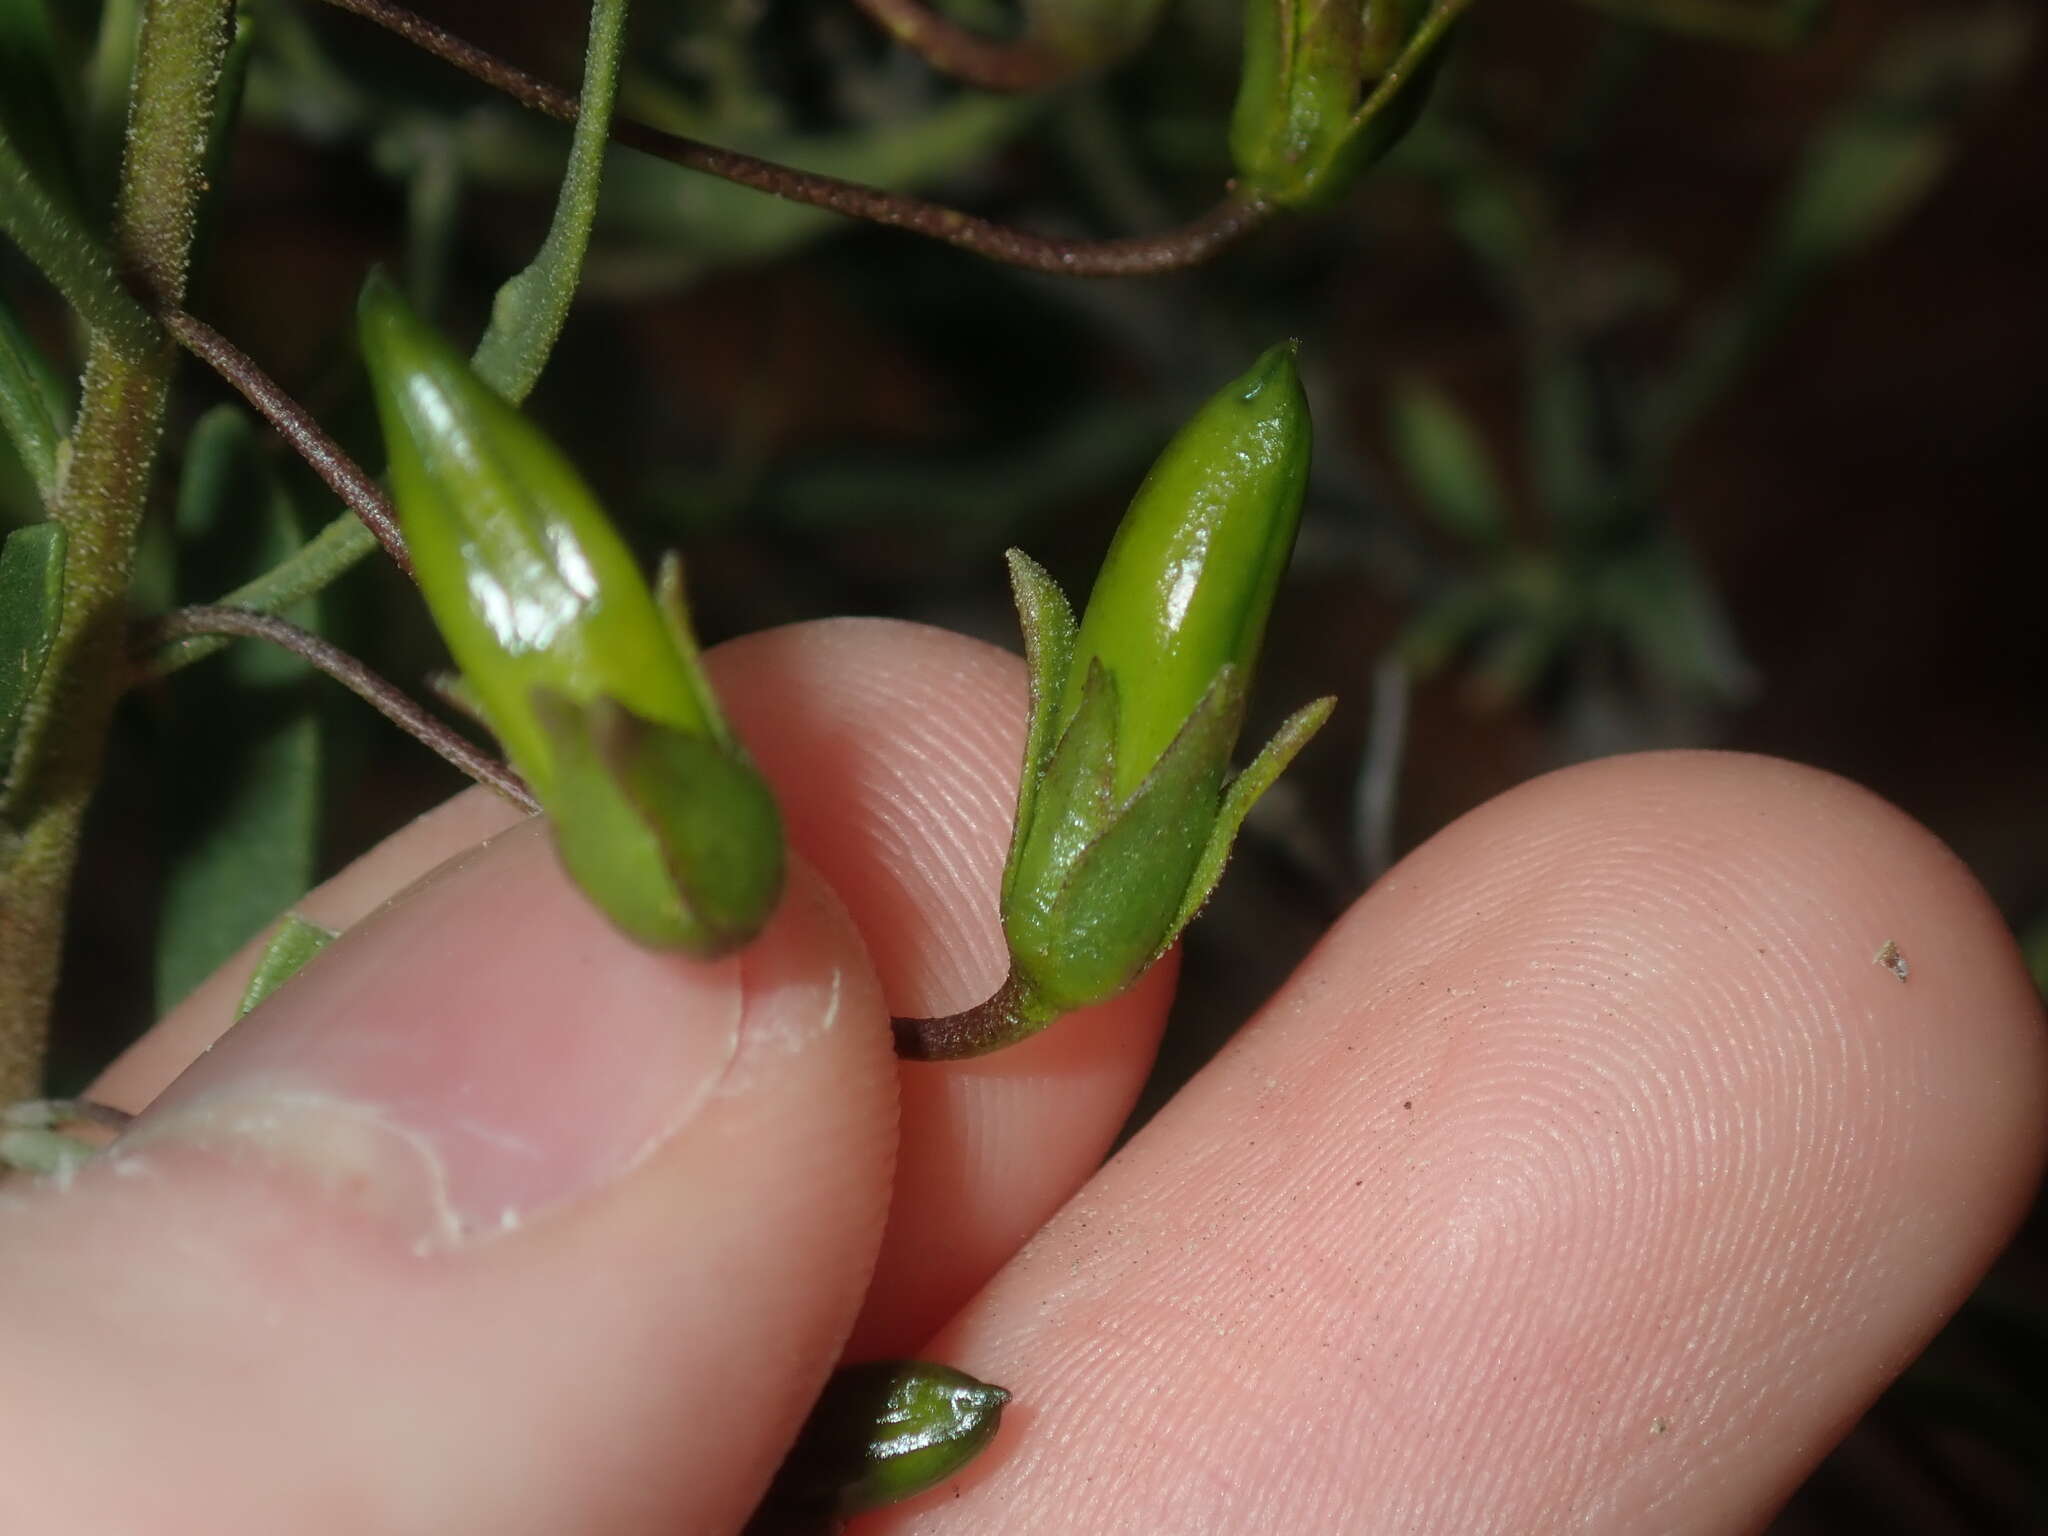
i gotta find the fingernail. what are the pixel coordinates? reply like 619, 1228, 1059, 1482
116, 819, 749, 1253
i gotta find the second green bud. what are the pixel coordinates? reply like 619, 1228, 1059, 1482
358, 273, 783, 956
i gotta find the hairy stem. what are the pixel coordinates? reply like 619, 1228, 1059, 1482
320, 0, 1273, 276
0, 0, 235, 1100
138, 607, 536, 811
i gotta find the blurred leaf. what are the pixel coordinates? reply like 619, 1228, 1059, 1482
1775, 9, 2031, 274
1529, 345, 1605, 532
1470, 612, 1565, 702
1595, 539, 1756, 700
0, 0, 83, 222
1654, 6, 2035, 450
235, 913, 339, 1020
154, 407, 324, 1013
241, 0, 370, 141
1398, 579, 1498, 677
0, 286, 67, 501
1388, 376, 1509, 548
471, 0, 628, 403
0, 518, 62, 790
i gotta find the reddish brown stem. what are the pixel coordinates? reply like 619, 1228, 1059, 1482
162, 308, 413, 578
846, 0, 1070, 92
135, 606, 536, 811
318, 0, 1273, 276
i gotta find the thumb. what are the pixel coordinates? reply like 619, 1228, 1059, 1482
0, 818, 895, 1535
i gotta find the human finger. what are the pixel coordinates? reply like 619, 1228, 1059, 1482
877, 752, 2048, 1533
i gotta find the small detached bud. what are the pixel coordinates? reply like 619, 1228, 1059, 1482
1230, 0, 1467, 210
358, 272, 783, 956
747, 1360, 1010, 1531
896, 343, 1334, 1060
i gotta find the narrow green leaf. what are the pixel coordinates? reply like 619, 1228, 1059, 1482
0, 120, 154, 356
997, 548, 1077, 913
0, 518, 63, 791
235, 913, 339, 1020
1173, 692, 1334, 937
147, 512, 380, 678
0, 287, 68, 500
1318, 1, 1467, 203
470, 0, 629, 404
1388, 376, 1509, 548
1528, 345, 1604, 529
155, 408, 324, 1012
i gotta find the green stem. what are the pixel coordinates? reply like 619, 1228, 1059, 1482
0, 0, 235, 1102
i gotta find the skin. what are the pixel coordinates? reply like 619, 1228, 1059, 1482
0, 618, 2041, 1533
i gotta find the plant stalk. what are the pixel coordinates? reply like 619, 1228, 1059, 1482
0, 0, 236, 1101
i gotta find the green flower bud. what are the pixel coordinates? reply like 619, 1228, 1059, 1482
1230, 0, 1464, 210
895, 345, 1334, 1060
358, 272, 783, 955
751, 1360, 1009, 1528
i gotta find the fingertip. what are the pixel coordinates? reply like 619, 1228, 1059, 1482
886, 751, 2048, 1533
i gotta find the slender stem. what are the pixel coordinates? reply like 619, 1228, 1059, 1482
846, 0, 1068, 92
0, 0, 239, 1099
162, 307, 412, 576
893, 971, 1049, 1061
137, 607, 537, 812
319, 0, 1274, 276
146, 513, 382, 678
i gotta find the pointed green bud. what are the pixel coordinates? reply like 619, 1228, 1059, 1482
754, 1360, 1009, 1525
896, 346, 1334, 1059
1230, 0, 1463, 210
358, 272, 784, 955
